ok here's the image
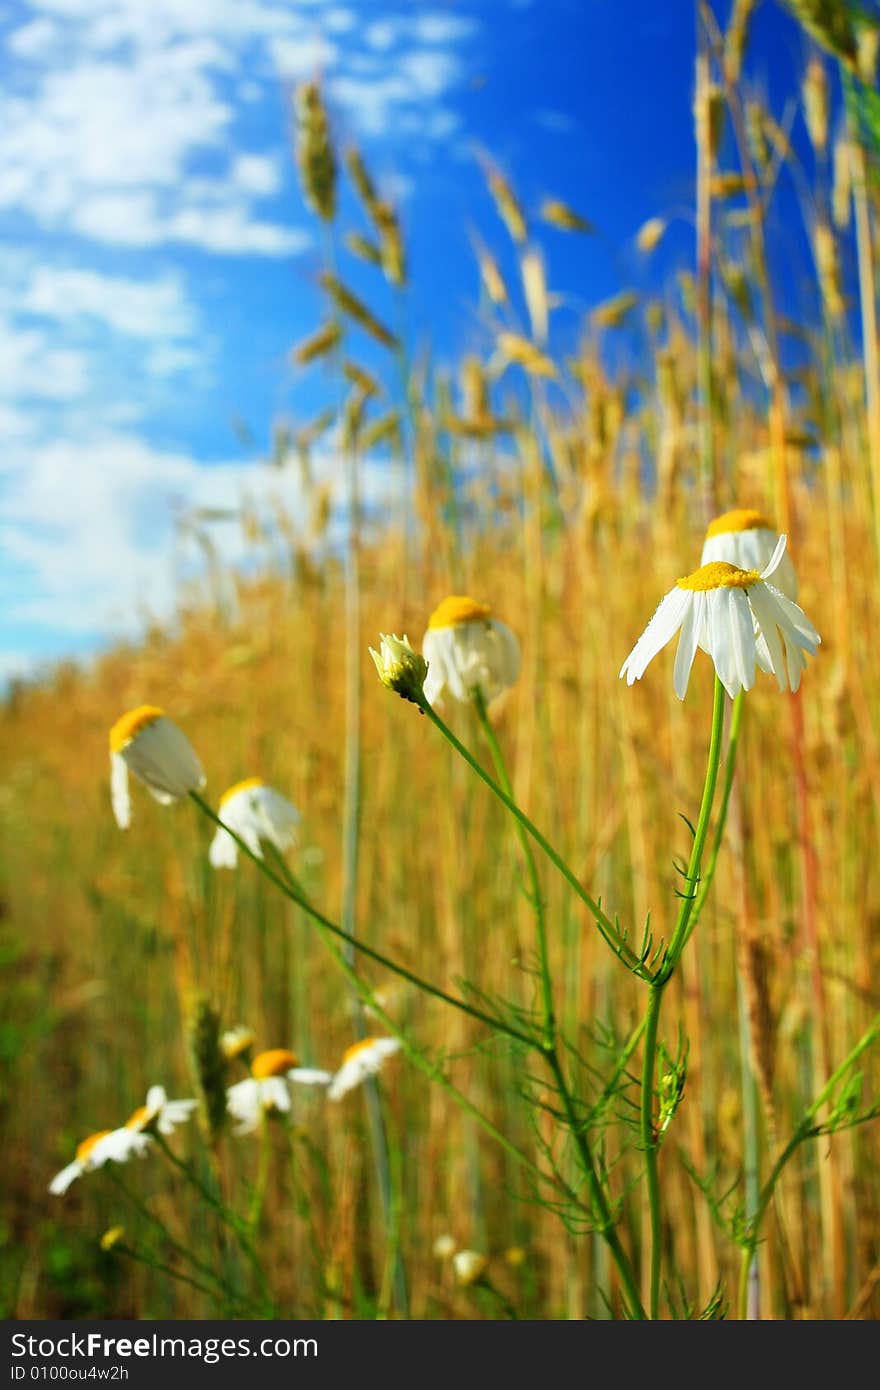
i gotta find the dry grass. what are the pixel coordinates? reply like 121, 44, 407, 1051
1, 13, 879, 1320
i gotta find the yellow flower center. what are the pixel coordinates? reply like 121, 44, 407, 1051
677, 561, 762, 592
75, 1130, 113, 1162
220, 777, 264, 808
251, 1048, 299, 1078
109, 705, 165, 753
705, 508, 774, 538
427, 595, 491, 629
340, 1037, 382, 1066
125, 1105, 152, 1131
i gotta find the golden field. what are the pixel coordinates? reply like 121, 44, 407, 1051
2, 14, 880, 1321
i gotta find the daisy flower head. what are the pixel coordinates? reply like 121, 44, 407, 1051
619, 536, 820, 700
49, 1127, 152, 1196
369, 633, 429, 706
226, 1048, 330, 1134
221, 1025, 257, 1062
327, 1036, 401, 1101
452, 1250, 489, 1286
123, 1085, 198, 1136
209, 779, 300, 870
421, 596, 520, 707
109, 705, 206, 830
701, 508, 798, 598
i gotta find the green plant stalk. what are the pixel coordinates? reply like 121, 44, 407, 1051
106, 1169, 246, 1312
662, 675, 728, 977
740, 1009, 880, 1301
681, 688, 745, 954
264, 839, 568, 1199
416, 696, 644, 975
641, 675, 727, 1318
111, 1239, 232, 1311
737, 965, 762, 1319
247, 1119, 272, 1233
473, 686, 555, 1045
191, 792, 537, 1049
465, 695, 644, 1316
544, 1048, 646, 1319
152, 1132, 275, 1315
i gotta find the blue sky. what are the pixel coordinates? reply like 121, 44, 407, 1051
0, 0, 857, 683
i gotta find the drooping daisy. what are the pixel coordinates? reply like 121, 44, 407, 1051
452, 1250, 489, 1286
123, 1085, 199, 1136
49, 1127, 152, 1196
421, 596, 520, 707
109, 705, 206, 830
327, 1036, 401, 1101
226, 1049, 331, 1135
701, 508, 798, 598
220, 1025, 257, 1062
208, 779, 301, 870
619, 536, 820, 700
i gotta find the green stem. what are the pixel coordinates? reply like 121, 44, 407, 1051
544, 1049, 646, 1319
682, 688, 745, 954
641, 985, 664, 1320
191, 792, 538, 1049
473, 687, 555, 1043
661, 675, 727, 978
745, 1011, 880, 1262
640, 675, 727, 1318
247, 1119, 272, 1233
106, 1169, 245, 1312
111, 1240, 230, 1309
417, 697, 644, 975
286, 853, 562, 1196
152, 1133, 275, 1315
586, 1015, 648, 1127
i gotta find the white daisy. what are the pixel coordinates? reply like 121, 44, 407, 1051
327, 1036, 401, 1101
421, 596, 520, 707
619, 536, 820, 700
700, 507, 798, 598
208, 779, 301, 869
49, 1127, 152, 1196
123, 1085, 199, 1136
226, 1049, 330, 1135
452, 1250, 489, 1286
109, 705, 206, 830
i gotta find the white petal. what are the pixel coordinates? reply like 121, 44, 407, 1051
110, 753, 131, 830
209, 827, 239, 869
288, 1068, 333, 1086
706, 589, 740, 697
620, 587, 690, 684
760, 533, 788, 582
762, 583, 820, 650
748, 586, 788, 690
421, 629, 449, 706
728, 587, 756, 692
157, 1099, 199, 1133
49, 1161, 83, 1195
672, 591, 701, 700
146, 1085, 167, 1113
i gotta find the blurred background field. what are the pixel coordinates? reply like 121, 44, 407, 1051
1, 0, 880, 1320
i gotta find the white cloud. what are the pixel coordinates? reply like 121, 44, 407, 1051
7, 17, 61, 59
231, 153, 282, 196
1, 431, 402, 649
19, 267, 195, 339
0, 315, 90, 400
270, 33, 338, 79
